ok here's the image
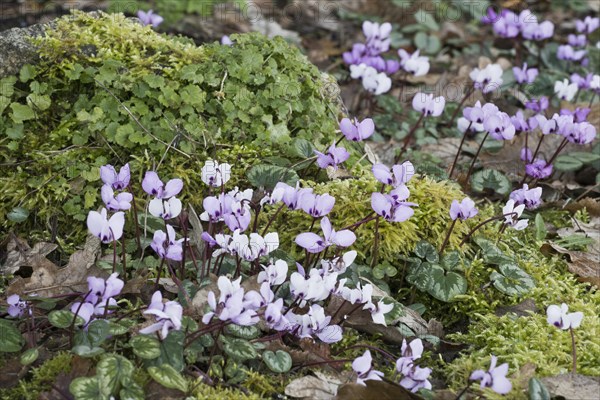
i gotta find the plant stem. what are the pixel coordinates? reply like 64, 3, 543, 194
570, 327, 577, 374
440, 219, 457, 254
261, 203, 285, 236
370, 216, 381, 268
341, 212, 377, 231
546, 137, 569, 166
396, 112, 425, 161
459, 215, 505, 246
121, 236, 127, 282
465, 131, 489, 183
447, 86, 475, 129
588, 92, 596, 108
112, 239, 117, 274
448, 122, 472, 178
453, 384, 470, 400
128, 187, 143, 253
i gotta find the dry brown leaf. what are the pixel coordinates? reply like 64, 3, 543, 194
2, 236, 57, 275
541, 243, 600, 288
335, 380, 424, 400
266, 339, 331, 369
285, 369, 352, 400
495, 299, 538, 318
7, 234, 105, 297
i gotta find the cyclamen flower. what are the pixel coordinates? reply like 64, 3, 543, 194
71, 273, 124, 325
362, 21, 392, 54
521, 20, 554, 41
142, 171, 183, 199
470, 355, 512, 395
264, 298, 290, 331
257, 260, 288, 286
203, 276, 259, 326
450, 197, 478, 221
570, 73, 593, 90
100, 164, 130, 190
315, 143, 350, 170
295, 217, 356, 253
511, 111, 538, 133
575, 16, 599, 34
321, 250, 357, 274
139, 291, 183, 339
301, 193, 335, 218
290, 269, 339, 302
352, 350, 384, 386
396, 338, 424, 374
149, 196, 182, 220
513, 63, 538, 84
364, 300, 394, 326
568, 34, 587, 47
400, 365, 433, 393
371, 189, 416, 223
226, 230, 279, 262
201, 160, 231, 187
502, 200, 528, 231
412, 93, 445, 117
372, 161, 415, 186
137, 9, 164, 28
509, 184, 542, 210
561, 107, 591, 123
339, 117, 375, 142
525, 97, 549, 113
221, 35, 233, 46
470, 64, 503, 93
151, 224, 185, 261
273, 182, 313, 210
7, 295, 28, 318
546, 303, 584, 330
398, 49, 430, 76
557, 45, 586, 61
554, 79, 578, 101
484, 112, 515, 140
101, 185, 133, 211
350, 64, 392, 95
291, 304, 342, 343
526, 159, 553, 179
521, 147, 533, 162
87, 208, 125, 243
565, 122, 596, 145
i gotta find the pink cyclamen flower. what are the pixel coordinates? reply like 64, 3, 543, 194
87, 208, 125, 243
412, 93, 445, 117
7, 294, 28, 318
352, 350, 385, 386
148, 196, 182, 220
295, 217, 356, 253
221, 35, 233, 45
142, 171, 183, 199
513, 63, 538, 84
139, 291, 183, 339
509, 184, 542, 210
525, 159, 553, 179
484, 112, 516, 140
85, 273, 124, 305
372, 161, 415, 186
151, 224, 185, 261
575, 16, 599, 34
101, 184, 133, 211
339, 117, 375, 142
301, 193, 335, 218
470, 355, 512, 394
565, 122, 596, 145
398, 49, 430, 76
450, 198, 478, 221
546, 303, 583, 330
470, 64, 503, 93
100, 163, 130, 190
371, 190, 416, 223
315, 143, 350, 170
137, 9, 164, 28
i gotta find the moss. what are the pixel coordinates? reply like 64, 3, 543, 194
0, 11, 340, 248
442, 233, 600, 394
0, 352, 73, 400
191, 380, 265, 399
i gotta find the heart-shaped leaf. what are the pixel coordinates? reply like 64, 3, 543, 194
225, 324, 261, 340
148, 364, 188, 393
0, 320, 24, 352
491, 263, 536, 296
72, 345, 105, 358
20, 347, 39, 365
263, 350, 293, 373
131, 335, 161, 360
427, 265, 467, 302
471, 169, 511, 195
406, 261, 433, 292
69, 376, 111, 400
48, 310, 84, 329
97, 354, 134, 393
221, 336, 258, 362
414, 240, 439, 263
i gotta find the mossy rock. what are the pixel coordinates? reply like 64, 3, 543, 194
0, 11, 341, 248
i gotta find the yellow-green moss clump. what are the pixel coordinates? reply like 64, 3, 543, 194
0, 11, 340, 247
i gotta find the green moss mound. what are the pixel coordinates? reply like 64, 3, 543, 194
0, 11, 339, 246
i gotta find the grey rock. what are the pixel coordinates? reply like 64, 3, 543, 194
0, 21, 50, 78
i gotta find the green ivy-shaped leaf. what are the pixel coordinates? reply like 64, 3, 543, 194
147, 364, 188, 393
529, 377, 551, 400
262, 350, 293, 373
440, 251, 461, 271
72, 345, 105, 358
554, 155, 584, 172
131, 335, 161, 360
427, 265, 467, 302
490, 263, 536, 296
48, 310, 84, 329
221, 336, 258, 362
406, 261, 433, 292
20, 347, 39, 365
119, 377, 145, 400
225, 324, 261, 340
414, 240, 439, 263
474, 237, 513, 265
69, 376, 111, 400
293, 138, 316, 158
471, 169, 511, 195
87, 319, 110, 347
247, 164, 299, 190
97, 354, 134, 394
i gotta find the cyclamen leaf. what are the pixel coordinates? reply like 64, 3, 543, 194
148, 364, 188, 393
0, 320, 24, 353
225, 324, 261, 340
529, 377, 551, 400
72, 345, 105, 358
554, 155, 584, 172
48, 310, 85, 329
471, 169, 511, 195
491, 263, 535, 296
7, 207, 29, 223
69, 376, 111, 400
20, 347, 39, 365
263, 350, 293, 373
247, 164, 299, 190
427, 265, 467, 302
221, 337, 258, 362
406, 261, 433, 292
414, 240, 439, 263
97, 354, 134, 393
131, 335, 161, 360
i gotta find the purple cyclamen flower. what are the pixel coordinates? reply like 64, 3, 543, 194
203, 276, 259, 326
352, 350, 384, 386
372, 161, 415, 186
264, 298, 290, 331
481, 7, 498, 24
484, 112, 516, 140
149, 196, 182, 220
575, 16, 599, 34
412, 93, 446, 117
513, 63, 538, 84
557, 45, 586, 62
273, 182, 313, 210
257, 260, 288, 286
100, 163, 130, 190
470, 64, 503, 93
289, 303, 342, 343
295, 217, 356, 253
7, 294, 28, 318
340, 117, 375, 142
509, 184, 542, 210
525, 97, 548, 113
315, 144, 350, 170
568, 34, 587, 47
525, 159, 553, 179
371, 189, 416, 223
396, 338, 424, 375
201, 160, 231, 187
450, 197, 478, 221
502, 200, 528, 231
491, 10, 520, 38
470, 356, 512, 395
570, 73, 592, 90
85, 273, 124, 305
521, 21, 554, 41
546, 303, 584, 330
70, 302, 95, 325
362, 21, 392, 54
101, 184, 133, 211
511, 111, 537, 133
561, 107, 591, 123
301, 193, 335, 218
565, 122, 596, 145
139, 291, 183, 339
142, 171, 183, 199
151, 224, 185, 261
87, 208, 125, 243
400, 365, 433, 393
221, 35, 233, 46
137, 9, 164, 28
